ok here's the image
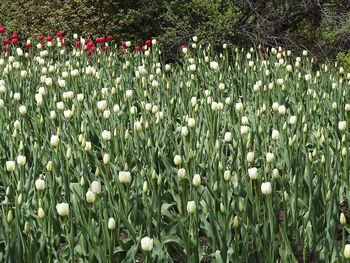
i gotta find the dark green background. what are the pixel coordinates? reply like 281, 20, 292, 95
0, 0, 349, 64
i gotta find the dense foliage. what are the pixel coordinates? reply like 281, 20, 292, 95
0, 0, 349, 62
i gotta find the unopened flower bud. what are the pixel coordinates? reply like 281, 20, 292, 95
340, 213, 347, 225
46, 161, 53, 172
108, 218, 116, 230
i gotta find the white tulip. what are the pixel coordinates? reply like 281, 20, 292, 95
56, 203, 69, 216
35, 179, 46, 191
141, 237, 154, 252
248, 167, 258, 179
187, 201, 196, 214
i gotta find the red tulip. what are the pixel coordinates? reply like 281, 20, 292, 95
42, 44, 45, 48
89, 55, 92, 59
39, 35, 44, 41
107, 35, 112, 41
122, 41, 126, 47
181, 45, 186, 50
86, 51, 91, 55
76, 41, 81, 48
12, 34, 18, 39
47, 35, 53, 41
2, 52, 6, 55
121, 48, 126, 53
145, 40, 151, 46
104, 46, 108, 51
262, 53, 266, 57
142, 45, 146, 51
25, 43, 30, 48
96, 37, 105, 43
12, 39, 18, 44
85, 38, 90, 45
91, 46, 96, 52
4, 38, 10, 45
0, 28, 4, 33
2, 45, 6, 51
30, 49, 33, 53
281, 51, 284, 57
57, 32, 62, 38
135, 46, 140, 51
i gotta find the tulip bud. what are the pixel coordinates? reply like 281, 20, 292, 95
187, 201, 196, 214
84, 142, 91, 152
86, 190, 96, 203
272, 168, 279, 179
235, 102, 243, 112
224, 132, 232, 142
35, 179, 45, 191
266, 152, 274, 163
157, 174, 162, 185
46, 161, 53, 172
24, 221, 30, 233
345, 244, 350, 259
103, 153, 110, 164
7, 210, 14, 223
192, 174, 201, 187
108, 218, 116, 230
248, 167, 258, 179
143, 181, 148, 193
213, 181, 219, 191
141, 237, 154, 252
181, 126, 188, 137
178, 168, 186, 179
342, 147, 347, 156
50, 135, 59, 147
247, 152, 255, 163
261, 182, 272, 195
224, 170, 231, 181
17, 193, 23, 206
188, 118, 195, 128
38, 207, 45, 219
271, 130, 280, 140
220, 202, 225, 213
66, 148, 72, 159
80, 176, 85, 187
91, 181, 101, 194
17, 155, 26, 166
6, 161, 15, 172
239, 201, 244, 212
56, 203, 69, 216
174, 155, 182, 166
339, 121, 347, 132
340, 213, 346, 225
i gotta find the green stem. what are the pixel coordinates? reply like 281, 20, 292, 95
342, 227, 345, 263
267, 195, 274, 262
109, 230, 114, 263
